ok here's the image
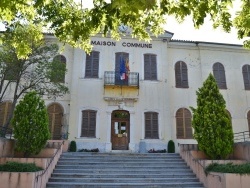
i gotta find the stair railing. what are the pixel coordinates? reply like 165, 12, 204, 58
35, 140, 64, 182
234, 131, 250, 143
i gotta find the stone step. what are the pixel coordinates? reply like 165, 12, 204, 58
53, 168, 193, 174
56, 161, 187, 166
58, 158, 183, 161
54, 165, 190, 170
48, 177, 200, 183
47, 152, 204, 188
46, 182, 204, 188
51, 173, 196, 178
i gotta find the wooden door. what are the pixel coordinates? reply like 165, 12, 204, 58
111, 110, 130, 150
47, 103, 63, 140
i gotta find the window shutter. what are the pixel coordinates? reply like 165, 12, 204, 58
0, 102, 12, 127
81, 110, 96, 137
242, 65, 250, 90
213, 63, 227, 89
175, 61, 189, 88
144, 55, 151, 80
181, 62, 189, 88
176, 117, 184, 139
144, 54, 157, 80
145, 112, 159, 139
176, 108, 193, 139
85, 51, 99, 78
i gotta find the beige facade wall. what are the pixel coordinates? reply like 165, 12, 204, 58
2, 34, 250, 153
65, 36, 250, 152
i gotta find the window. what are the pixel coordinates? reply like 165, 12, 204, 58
175, 61, 189, 88
85, 51, 100, 78
81, 110, 96, 137
226, 110, 232, 124
0, 101, 12, 127
247, 111, 250, 132
4, 62, 20, 81
144, 54, 157, 80
242, 64, 250, 90
176, 108, 193, 139
145, 112, 159, 139
52, 55, 66, 83
213, 62, 227, 89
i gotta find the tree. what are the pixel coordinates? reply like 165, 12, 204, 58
191, 73, 234, 160
0, 0, 249, 59
0, 24, 69, 132
12, 91, 50, 157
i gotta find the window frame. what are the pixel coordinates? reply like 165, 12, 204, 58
144, 112, 159, 139
175, 61, 189, 88
144, 53, 157, 81
81, 110, 97, 138
213, 62, 227, 89
242, 64, 250, 90
176, 108, 193, 139
85, 51, 100, 78
52, 55, 66, 83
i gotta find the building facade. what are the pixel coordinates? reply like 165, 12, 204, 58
1, 32, 250, 152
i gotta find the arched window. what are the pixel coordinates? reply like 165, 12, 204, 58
47, 103, 64, 140
247, 111, 250, 132
0, 101, 12, 128
145, 112, 159, 139
144, 54, 157, 80
176, 108, 193, 139
175, 61, 189, 88
226, 110, 232, 124
81, 110, 97, 137
242, 64, 250, 90
85, 51, 100, 78
213, 62, 227, 89
52, 55, 66, 83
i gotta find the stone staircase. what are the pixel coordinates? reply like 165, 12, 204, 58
46, 152, 204, 188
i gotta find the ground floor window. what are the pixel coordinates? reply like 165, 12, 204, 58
81, 110, 96, 137
144, 112, 159, 139
176, 108, 193, 139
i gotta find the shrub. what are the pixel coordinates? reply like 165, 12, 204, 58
205, 162, 250, 175
69, 140, 77, 152
12, 91, 50, 157
167, 140, 175, 153
0, 161, 43, 172
191, 74, 234, 159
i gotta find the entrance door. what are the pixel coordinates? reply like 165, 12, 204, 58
111, 110, 130, 150
47, 103, 63, 140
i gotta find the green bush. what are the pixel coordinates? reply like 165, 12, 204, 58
167, 140, 175, 153
205, 163, 250, 175
12, 91, 50, 157
69, 140, 77, 152
191, 74, 234, 159
0, 161, 43, 172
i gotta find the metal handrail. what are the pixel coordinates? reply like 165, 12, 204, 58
234, 131, 250, 143
36, 140, 64, 181
104, 71, 139, 87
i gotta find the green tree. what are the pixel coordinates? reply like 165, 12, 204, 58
12, 91, 50, 158
0, 24, 69, 132
191, 73, 234, 159
0, 0, 249, 58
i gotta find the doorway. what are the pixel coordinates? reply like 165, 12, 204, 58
47, 103, 63, 140
111, 110, 130, 150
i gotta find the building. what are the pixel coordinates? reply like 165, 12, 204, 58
1, 31, 250, 152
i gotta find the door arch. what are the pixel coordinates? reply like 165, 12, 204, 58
47, 103, 64, 140
111, 110, 130, 150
